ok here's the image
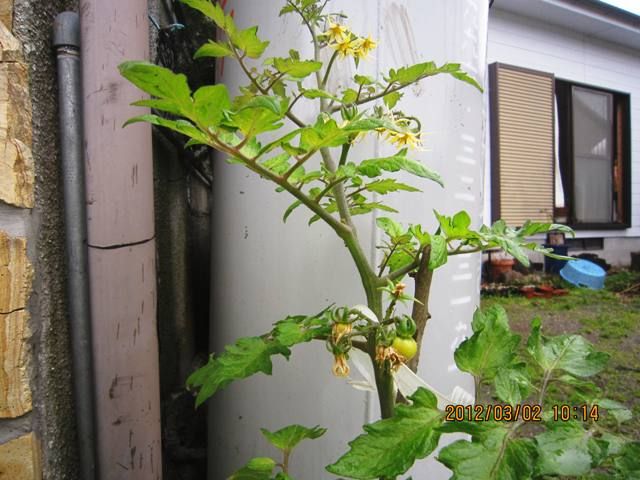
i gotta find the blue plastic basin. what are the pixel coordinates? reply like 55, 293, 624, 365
559, 259, 606, 290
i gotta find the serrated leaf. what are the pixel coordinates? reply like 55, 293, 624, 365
428, 235, 447, 270
342, 88, 358, 104
364, 179, 420, 195
327, 388, 443, 479
230, 106, 284, 137
120, 61, 192, 116
180, 0, 234, 32
494, 364, 531, 406
455, 306, 520, 381
300, 118, 350, 150
357, 151, 443, 186
527, 318, 610, 377
302, 89, 339, 101
273, 58, 322, 78
228, 457, 276, 480
377, 217, 403, 238
124, 114, 210, 144
535, 422, 596, 477
230, 26, 270, 58
187, 310, 331, 407
187, 337, 291, 407
598, 398, 633, 424
438, 422, 536, 480
614, 442, 640, 479
354, 74, 375, 85
193, 84, 231, 127
261, 425, 326, 453
260, 153, 291, 175
517, 220, 574, 238
194, 40, 233, 58
383, 91, 402, 109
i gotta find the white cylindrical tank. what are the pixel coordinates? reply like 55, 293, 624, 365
209, 1, 488, 478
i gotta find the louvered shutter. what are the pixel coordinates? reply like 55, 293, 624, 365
489, 63, 555, 225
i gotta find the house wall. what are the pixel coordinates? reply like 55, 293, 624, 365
486, 8, 640, 266
0, 0, 80, 478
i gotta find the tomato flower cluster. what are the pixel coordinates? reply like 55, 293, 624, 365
321, 19, 377, 60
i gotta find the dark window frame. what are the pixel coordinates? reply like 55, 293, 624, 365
556, 78, 632, 230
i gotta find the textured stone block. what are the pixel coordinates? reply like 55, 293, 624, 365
0, 231, 32, 418
0, 231, 32, 312
0, 310, 31, 417
0, 27, 32, 209
0, 1, 12, 32
0, 433, 41, 479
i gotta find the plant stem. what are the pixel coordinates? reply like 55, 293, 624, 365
321, 50, 339, 88
408, 246, 433, 372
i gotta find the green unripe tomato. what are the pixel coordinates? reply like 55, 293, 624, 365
392, 336, 417, 360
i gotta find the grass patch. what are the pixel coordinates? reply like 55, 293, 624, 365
481, 271, 640, 439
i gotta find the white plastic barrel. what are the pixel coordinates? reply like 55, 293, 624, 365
209, 1, 488, 478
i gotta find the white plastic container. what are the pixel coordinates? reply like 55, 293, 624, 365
209, 1, 488, 478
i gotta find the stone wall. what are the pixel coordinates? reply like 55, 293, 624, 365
0, 2, 40, 478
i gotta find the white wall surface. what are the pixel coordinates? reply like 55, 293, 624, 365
486, 8, 640, 252
209, 1, 488, 478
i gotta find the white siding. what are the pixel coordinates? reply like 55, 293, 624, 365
486, 8, 640, 243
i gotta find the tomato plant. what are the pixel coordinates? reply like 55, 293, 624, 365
120, 0, 638, 478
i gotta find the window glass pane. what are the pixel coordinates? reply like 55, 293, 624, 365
572, 86, 613, 223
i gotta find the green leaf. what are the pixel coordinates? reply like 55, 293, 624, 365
354, 74, 375, 85
438, 422, 536, 480
598, 398, 633, 424
327, 388, 443, 479
283, 200, 303, 223
273, 58, 322, 78
535, 422, 597, 477
342, 88, 359, 104
194, 40, 233, 58
261, 425, 326, 453
494, 364, 531, 406
527, 318, 610, 377
383, 91, 402, 109
228, 457, 276, 480
377, 217, 403, 238
260, 153, 291, 175
386, 61, 482, 92
123, 114, 210, 145
187, 310, 332, 407
614, 442, 640, 479
230, 106, 284, 137
193, 84, 231, 127
428, 235, 447, 270
454, 306, 520, 381
364, 179, 420, 195
180, 0, 234, 32
300, 118, 350, 150
302, 89, 339, 101
357, 150, 443, 186
230, 26, 270, 58
517, 220, 574, 238
187, 337, 291, 407
119, 61, 192, 116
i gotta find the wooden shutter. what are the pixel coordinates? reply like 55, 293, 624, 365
490, 63, 555, 226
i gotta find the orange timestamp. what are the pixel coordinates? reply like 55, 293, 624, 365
445, 404, 601, 422
445, 404, 543, 422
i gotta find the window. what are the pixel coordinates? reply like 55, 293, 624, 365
555, 80, 631, 229
490, 63, 631, 229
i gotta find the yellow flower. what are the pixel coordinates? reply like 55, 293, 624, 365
353, 34, 377, 60
386, 130, 422, 150
324, 21, 349, 43
332, 354, 350, 377
331, 35, 360, 58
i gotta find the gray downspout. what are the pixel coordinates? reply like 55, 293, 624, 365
53, 12, 97, 480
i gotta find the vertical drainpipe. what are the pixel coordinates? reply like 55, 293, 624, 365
80, 1, 163, 478
53, 12, 97, 480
